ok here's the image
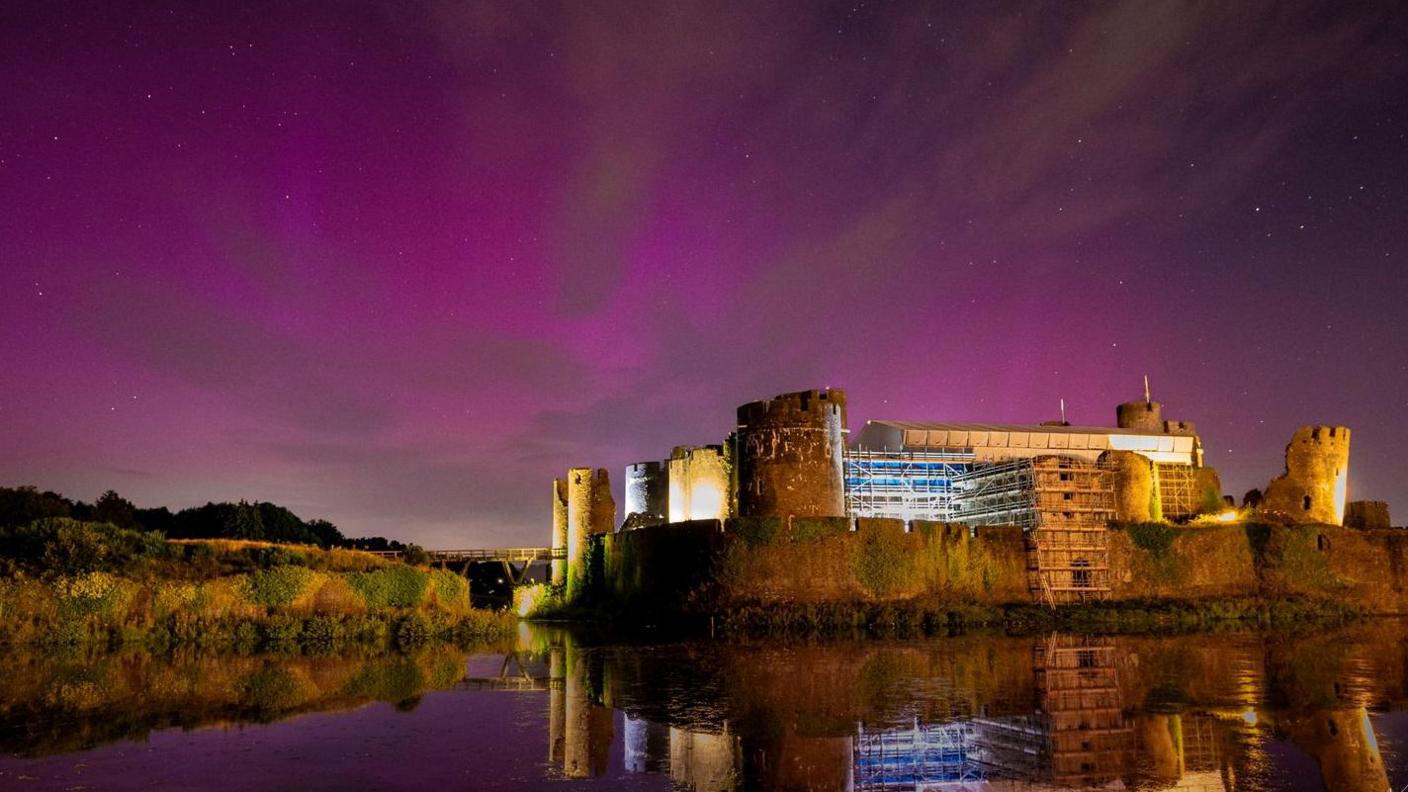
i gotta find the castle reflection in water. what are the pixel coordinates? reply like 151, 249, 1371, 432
538, 625, 1397, 791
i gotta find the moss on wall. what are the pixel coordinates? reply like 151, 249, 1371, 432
597, 517, 1030, 610
577, 515, 1408, 624
1244, 523, 1343, 596
1109, 524, 1260, 599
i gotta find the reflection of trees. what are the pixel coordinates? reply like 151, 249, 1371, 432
0, 646, 471, 757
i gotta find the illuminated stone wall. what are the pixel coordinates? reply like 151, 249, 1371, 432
667, 445, 732, 522
1116, 399, 1164, 432
735, 389, 847, 518
565, 467, 614, 601
1262, 425, 1351, 525
624, 460, 669, 529
550, 478, 568, 586
597, 517, 1030, 607
1345, 500, 1390, 530
1102, 449, 1160, 523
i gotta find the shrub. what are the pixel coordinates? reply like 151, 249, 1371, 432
0, 518, 169, 578
247, 567, 318, 609
309, 576, 364, 615
347, 566, 429, 609
56, 572, 137, 618
259, 614, 304, 649
395, 613, 431, 648
427, 569, 469, 611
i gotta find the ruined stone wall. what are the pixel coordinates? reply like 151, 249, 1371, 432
566, 467, 614, 600
1106, 524, 1259, 600
1105, 522, 1408, 611
624, 460, 669, 529
667, 445, 733, 523
599, 520, 726, 605
1262, 425, 1351, 525
1345, 501, 1391, 530
735, 389, 847, 519
1102, 450, 1160, 523
551, 478, 569, 586
600, 516, 1029, 607
1318, 525, 1408, 610
593, 517, 1408, 613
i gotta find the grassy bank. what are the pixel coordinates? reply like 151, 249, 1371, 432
518, 578, 1362, 639
0, 518, 516, 649
713, 595, 1363, 638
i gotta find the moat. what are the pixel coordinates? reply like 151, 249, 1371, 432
1, 622, 1406, 790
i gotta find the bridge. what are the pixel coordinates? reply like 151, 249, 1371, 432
452, 651, 557, 692
368, 546, 563, 584
368, 547, 561, 563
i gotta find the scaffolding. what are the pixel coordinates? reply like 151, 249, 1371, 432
854, 720, 984, 790
1035, 635, 1134, 787
1156, 462, 1201, 520
953, 456, 1116, 604
844, 450, 974, 521
950, 458, 1040, 529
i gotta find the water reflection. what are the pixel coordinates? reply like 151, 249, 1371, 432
538, 625, 1403, 790
1, 623, 1406, 790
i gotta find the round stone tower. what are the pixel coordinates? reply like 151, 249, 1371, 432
565, 467, 614, 599
551, 478, 568, 585
1100, 449, 1160, 523
1262, 425, 1351, 525
624, 460, 668, 529
1116, 400, 1164, 432
735, 388, 847, 518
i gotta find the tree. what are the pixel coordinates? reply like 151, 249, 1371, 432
306, 519, 345, 548
94, 490, 139, 530
0, 486, 73, 527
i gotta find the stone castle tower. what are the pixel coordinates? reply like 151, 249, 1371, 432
623, 460, 668, 529
1262, 425, 1351, 525
564, 467, 614, 598
735, 388, 847, 518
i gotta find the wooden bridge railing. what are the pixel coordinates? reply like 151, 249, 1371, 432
367, 547, 563, 564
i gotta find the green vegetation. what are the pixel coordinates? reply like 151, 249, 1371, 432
1244, 522, 1344, 593
732, 517, 784, 546
347, 565, 430, 609
0, 484, 406, 551
850, 526, 911, 597
792, 517, 848, 543
0, 517, 514, 648
1123, 521, 1178, 555
715, 595, 1362, 638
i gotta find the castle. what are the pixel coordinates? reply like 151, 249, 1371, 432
547, 385, 1389, 605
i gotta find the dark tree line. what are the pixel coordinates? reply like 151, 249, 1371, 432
0, 485, 403, 550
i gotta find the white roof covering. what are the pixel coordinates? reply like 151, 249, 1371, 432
854, 420, 1198, 465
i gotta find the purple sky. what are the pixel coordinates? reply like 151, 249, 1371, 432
2, 2, 1406, 546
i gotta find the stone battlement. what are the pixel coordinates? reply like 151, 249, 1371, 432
1295, 425, 1351, 447
737, 388, 847, 429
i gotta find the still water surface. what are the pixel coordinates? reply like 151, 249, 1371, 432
2, 621, 1406, 790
